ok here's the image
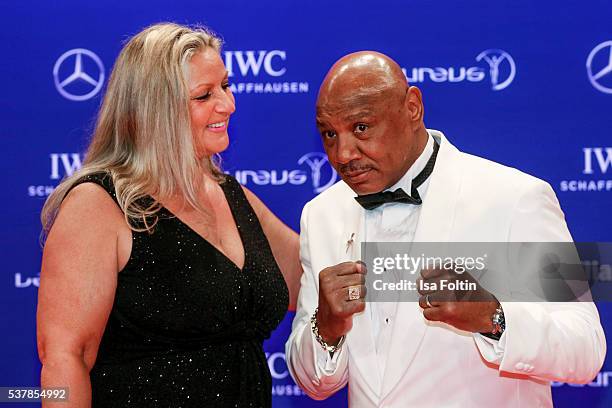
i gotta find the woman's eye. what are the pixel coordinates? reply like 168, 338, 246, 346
193, 92, 211, 101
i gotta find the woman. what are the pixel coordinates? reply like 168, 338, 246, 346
37, 23, 302, 407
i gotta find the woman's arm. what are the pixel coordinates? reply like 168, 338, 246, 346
37, 183, 126, 407
242, 187, 302, 310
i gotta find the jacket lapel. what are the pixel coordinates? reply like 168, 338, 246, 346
341, 196, 383, 398
380, 130, 465, 399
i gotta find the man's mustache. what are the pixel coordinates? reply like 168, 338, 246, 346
339, 162, 373, 175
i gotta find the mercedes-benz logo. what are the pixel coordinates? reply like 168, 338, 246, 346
53, 48, 105, 101
298, 152, 338, 194
476, 49, 516, 91
586, 41, 612, 94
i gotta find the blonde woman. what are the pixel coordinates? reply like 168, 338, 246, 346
37, 23, 302, 407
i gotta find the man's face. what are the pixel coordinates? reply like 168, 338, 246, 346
316, 85, 421, 195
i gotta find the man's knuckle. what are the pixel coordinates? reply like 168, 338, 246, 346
445, 302, 457, 315
423, 310, 434, 321
320, 275, 334, 287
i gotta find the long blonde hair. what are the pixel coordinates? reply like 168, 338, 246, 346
41, 22, 224, 237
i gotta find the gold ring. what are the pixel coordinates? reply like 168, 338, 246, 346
348, 285, 361, 301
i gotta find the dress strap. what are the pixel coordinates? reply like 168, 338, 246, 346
219, 174, 279, 262
67, 171, 121, 209
219, 175, 261, 231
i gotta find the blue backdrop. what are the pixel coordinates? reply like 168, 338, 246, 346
1, 0, 610, 406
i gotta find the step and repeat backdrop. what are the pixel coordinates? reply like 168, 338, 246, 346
1, 0, 610, 406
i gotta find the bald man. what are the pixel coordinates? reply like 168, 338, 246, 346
285, 52, 605, 407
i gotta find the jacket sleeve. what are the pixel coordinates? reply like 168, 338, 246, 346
474, 180, 606, 383
285, 201, 349, 400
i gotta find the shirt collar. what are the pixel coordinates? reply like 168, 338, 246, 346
385, 131, 435, 194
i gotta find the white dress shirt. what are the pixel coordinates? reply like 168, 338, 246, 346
364, 133, 433, 376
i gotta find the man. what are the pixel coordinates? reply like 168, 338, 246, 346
285, 51, 606, 407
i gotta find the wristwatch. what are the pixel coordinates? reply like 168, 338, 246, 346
481, 303, 505, 341
491, 304, 505, 335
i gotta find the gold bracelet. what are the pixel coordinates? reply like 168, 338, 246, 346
310, 307, 345, 353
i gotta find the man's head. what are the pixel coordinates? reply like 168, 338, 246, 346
316, 51, 428, 195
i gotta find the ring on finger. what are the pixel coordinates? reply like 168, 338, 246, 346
425, 294, 433, 308
348, 285, 361, 301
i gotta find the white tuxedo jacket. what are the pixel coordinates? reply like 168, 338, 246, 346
286, 130, 606, 407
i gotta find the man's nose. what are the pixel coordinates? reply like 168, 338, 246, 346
335, 134, 360, 164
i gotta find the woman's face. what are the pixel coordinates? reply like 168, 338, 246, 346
187, 48, 236, 159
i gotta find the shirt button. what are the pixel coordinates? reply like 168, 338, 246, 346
515, 362, 525, 371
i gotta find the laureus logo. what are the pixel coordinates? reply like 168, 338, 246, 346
402, 48, 516, 91
297, 152, 338, 193
476, 49, 516, 91
552, 371, 611, 388
231, 152, 337, 194
15, 273, 40, 288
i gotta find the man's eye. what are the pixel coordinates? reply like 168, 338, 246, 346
355, 124, 368, 133
222, 82, 231, 90
322, 130, 336, 139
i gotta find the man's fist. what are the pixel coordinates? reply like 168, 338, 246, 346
317, 261, 367, 344
417, 267, 498, 333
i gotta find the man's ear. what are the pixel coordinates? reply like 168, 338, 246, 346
406, 86, 424, 127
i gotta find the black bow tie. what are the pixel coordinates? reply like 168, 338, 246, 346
354, 139, 439, 210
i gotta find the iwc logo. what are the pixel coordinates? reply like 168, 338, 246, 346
223, 50, 309, 94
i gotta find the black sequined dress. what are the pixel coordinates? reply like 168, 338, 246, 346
72, 173, 288, 407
